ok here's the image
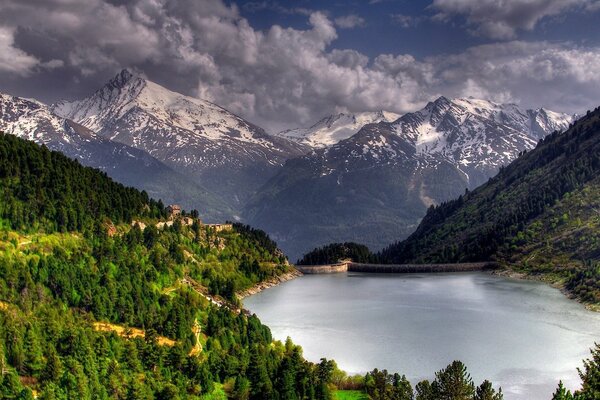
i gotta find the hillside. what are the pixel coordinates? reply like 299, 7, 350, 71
0, 133, 339, 399
379, 107, 600, 304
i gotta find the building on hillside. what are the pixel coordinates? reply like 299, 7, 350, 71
166, 204, 182, 219
206, 223, 233, 232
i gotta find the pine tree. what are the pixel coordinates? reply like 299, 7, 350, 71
248, 345, 273, 400
474, 380, 503, 400
415, 380, 433, 400
431, 361, 475, 400
574, 344, 600, 399
552, 381, 574, 400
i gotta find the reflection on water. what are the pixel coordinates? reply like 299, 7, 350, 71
244, 272, 600, 400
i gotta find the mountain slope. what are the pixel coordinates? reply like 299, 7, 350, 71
278, 110, 400, 148
52, 69, 308, 207
245, 97, 573, 260
378, 107, 600, 302
0, 92, 232, 221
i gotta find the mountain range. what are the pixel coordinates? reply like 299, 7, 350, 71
246, 96, 574, 259
0, 70, 575, 259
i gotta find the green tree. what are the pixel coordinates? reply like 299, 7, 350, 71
415, 380, 433, 400
431, 361, 475, 400
23, 327, 43, 376
552, 381, 574, 400
474, 380, 503, 400
234, 375, 251, 400
248, 345, 273, 400
41, 347, 62, 383
574, 344, 600, 399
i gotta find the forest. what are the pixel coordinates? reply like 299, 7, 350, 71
0, 133, 599, 399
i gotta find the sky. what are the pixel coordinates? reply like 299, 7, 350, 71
1, 0, 600, 132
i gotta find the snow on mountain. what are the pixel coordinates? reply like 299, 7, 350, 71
0, 92, 233, 220
52, 69, 308, 206
1, 92, 99, 159
278, 110, 400, 148
390, 96, 575, 185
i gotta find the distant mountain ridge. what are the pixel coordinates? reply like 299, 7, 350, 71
278, 110, 400, 148
52, 69, 308, 207
245, 97, 575, 260
0, 92, 233, 221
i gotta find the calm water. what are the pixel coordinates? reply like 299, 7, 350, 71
244, 272, 600, 400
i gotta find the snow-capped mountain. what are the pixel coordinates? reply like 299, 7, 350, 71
0, 92, 233, 220
52, 69, 308, 206
278, 110, 400, 148
244, 96, 575, 260
391, 96, 574, 186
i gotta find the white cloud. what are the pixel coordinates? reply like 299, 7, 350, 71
0, 0, 599, 131
0, 26, 39, 75
334, 14, 366, 29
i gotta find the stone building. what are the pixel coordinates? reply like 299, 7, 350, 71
166, 204, 182, 219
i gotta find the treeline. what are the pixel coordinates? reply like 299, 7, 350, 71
362, 361, 502, 400
378, 106, 600, 264
297, 242, 375, 265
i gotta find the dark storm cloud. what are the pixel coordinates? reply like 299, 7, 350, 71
430, 0, 599, 39
0, 0, 599, 132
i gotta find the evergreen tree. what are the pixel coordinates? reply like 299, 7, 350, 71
248, 345, 273, 400
552, 381, 574, 400
573, 344, 600, 399
415, 380, 433, 400
474, 380, 503, 400
431, 361, 475, 400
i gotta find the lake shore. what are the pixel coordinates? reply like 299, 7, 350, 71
237, 268, 303, 299
493, 268, 600, 312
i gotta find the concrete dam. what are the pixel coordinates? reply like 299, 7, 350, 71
295, 261, 500, 274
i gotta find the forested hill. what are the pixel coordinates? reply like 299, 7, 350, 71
0, 132, 167, 232
0, 133, 338, 399
379, 107, 600, 302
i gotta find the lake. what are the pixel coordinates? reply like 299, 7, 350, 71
244, 272, 600, 400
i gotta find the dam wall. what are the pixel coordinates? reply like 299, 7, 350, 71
296, 261, 499, 274
295, 263, 349, 274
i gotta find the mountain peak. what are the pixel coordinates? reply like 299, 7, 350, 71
108, 69, 138, 89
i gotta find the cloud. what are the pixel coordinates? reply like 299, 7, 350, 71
0, 26, 39, 75
334, 14, 366, 29
430, 0, 592, 39
242, 1, 313, 16
390, 14, 422, 28
0, 0, 599, 132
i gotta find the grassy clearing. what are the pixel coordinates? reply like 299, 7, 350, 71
93, 321, 176, 346
335, 390, 369, 400
200, 383, 227, 400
